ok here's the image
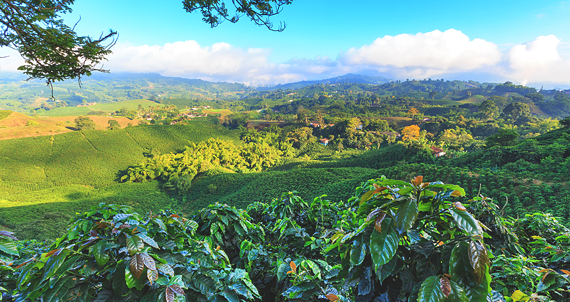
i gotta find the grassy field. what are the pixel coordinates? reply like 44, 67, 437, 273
0, 111, 137, 140
0, 122, 241, 237
90, 99, 158, 111
35, 106, 92, 117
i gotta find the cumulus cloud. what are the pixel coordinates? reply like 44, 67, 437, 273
503, 35, 570, 85
2, 30, 570, 86
340, 29, 502, 74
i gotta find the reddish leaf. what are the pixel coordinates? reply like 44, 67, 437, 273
411, 175, 423, 187
169, 285, 185, 295
0, 231, 17, 240
89, 230, 98, 237
440, 276, 451, 298
454, 202, 466, 211
373, 185, 389, 194
374, 212, 387, 233
444, 273, 452, 278
45, 249, 62, 258
287, 261, 297, 274
170, 214, 180, 218
140, 253, 156, 271
166, 285, 185, 302
129, 254, 145, 279
366, 208, 384, 221
468, 240, 488, 284
132, 227, 138, 235
119, 224, 131, 229
15, 258, 34, 269
451, 190, 462, 197
326, 294, 340, 302
561, 269, 570, 275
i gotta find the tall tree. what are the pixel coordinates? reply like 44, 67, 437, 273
1, 0, 294, 85
401, 125, 420, 141
479, 99, 499, 120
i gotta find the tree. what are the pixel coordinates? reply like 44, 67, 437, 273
407, 107, 420, 119
485, 129, 519, 148
74, 116, 95, 130
479, 99, 499, 120
365, 119, 390, 132
0, 0, 117, 89
401, 124, 420, 141
561, 116, 570, 128
429, 90, 437, 99
502, 102, 531, 123
107, 119, 120, 130
1, 0, 293, 86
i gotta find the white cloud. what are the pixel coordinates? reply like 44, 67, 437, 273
340, 29, 502, 72
0, 47, 25, 72
503, 35, 570, 85
2, 30, 570, 87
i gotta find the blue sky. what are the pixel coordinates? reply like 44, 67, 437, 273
3, 0, 570, 86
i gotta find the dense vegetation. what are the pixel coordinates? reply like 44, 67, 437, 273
1, 76, 570, 301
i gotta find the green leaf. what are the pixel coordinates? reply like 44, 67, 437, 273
350, 237, 366, 266
450, 208, 482, 236
417, 276, 445, 302
370, 217, 399, 272
43, 276, 76, 302
157, 263, 175, 277
125, 266, 146, 291
138, 233, 160, 249
393, 199, 418, 234
42, 251, 68, 281
378, 179, 411, 187
0, 238, 18, 256
222, 289, 240, 302
193, 275, 216, 295
375, 255, 398, 284
425, 183, 465, 196
450, 242, 490, 301
126, 235, 144, 255
448, 280, 469, 302
359, 190, 375, 205
92, 240, 109, 266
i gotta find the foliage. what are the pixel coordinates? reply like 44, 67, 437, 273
13, 203, 260, 301
0, 0, 117, 87
402, 124, 421, 141
182, 0, 293, 31
485, 129, 520, 148
74, 116, 96, 130
122, 138, 288, 187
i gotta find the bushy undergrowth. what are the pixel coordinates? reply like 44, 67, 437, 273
3, 176, 570, 301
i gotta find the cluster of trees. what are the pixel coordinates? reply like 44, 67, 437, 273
121, 136, 292, 192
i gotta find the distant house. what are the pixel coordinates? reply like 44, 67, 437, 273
564, 89, 570, 95
310, 122, 321, 128
430, 146, 446, 157
355, 124, 363, 130
423, 117, 431, 122
319, 138, 330, 146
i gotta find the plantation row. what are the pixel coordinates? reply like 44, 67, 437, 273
2, 176, 570, 301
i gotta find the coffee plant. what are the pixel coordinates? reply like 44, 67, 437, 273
5, 176, 570, 301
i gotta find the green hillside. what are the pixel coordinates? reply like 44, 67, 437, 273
0, 122, 240, 238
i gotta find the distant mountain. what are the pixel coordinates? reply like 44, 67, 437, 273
257, 73, 392, 91
0, 72, 256, 113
